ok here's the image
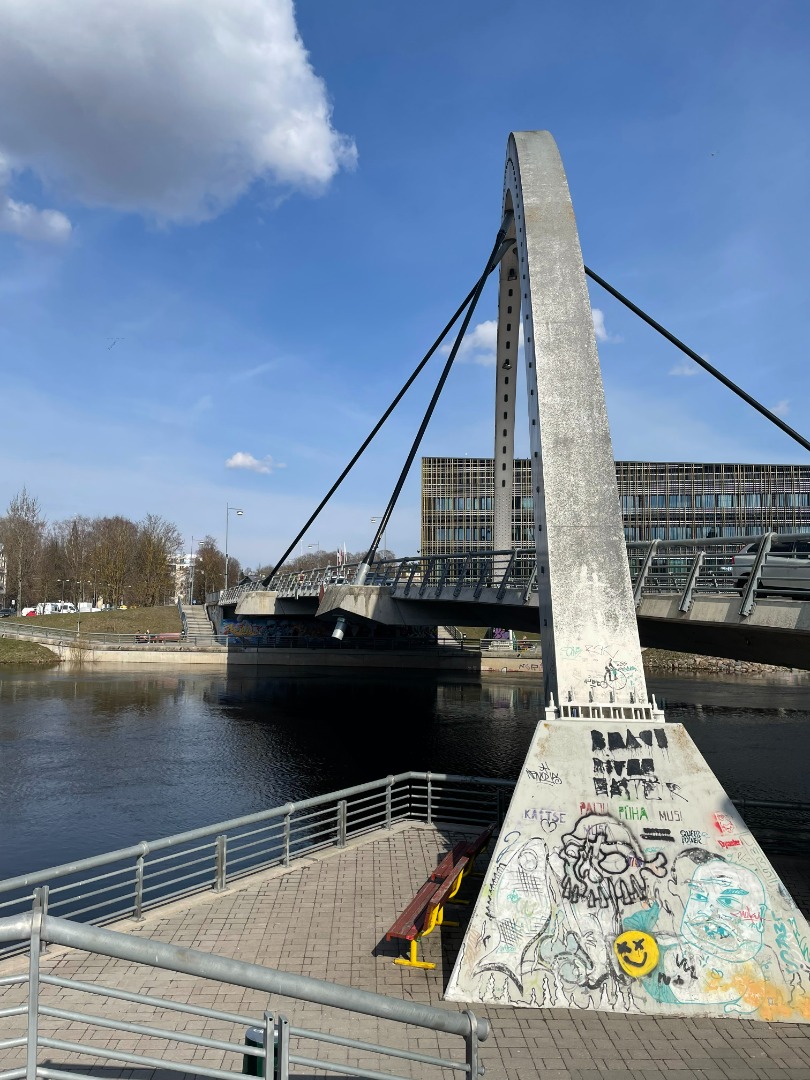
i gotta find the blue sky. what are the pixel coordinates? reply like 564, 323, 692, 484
0, 1, 808, 569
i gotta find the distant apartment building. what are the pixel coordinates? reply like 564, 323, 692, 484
421, 458, 810, 556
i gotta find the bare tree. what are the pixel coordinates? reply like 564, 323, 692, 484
0, 488, 46, 611
135, 514, 183, 606
93, 516, 138, 608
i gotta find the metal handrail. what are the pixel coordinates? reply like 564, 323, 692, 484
0, 773, 514, 955
213, 532, 810, 610
0, 908, 487, 1079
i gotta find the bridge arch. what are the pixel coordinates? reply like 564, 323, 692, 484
494, 131, 649, 708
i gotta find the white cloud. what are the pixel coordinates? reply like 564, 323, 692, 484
591, 308, 621, 344
669, 360, 697, 377
771, 399, 790, 418
0, 191, 72, 244
0, 0, 356, 227
226, 451, 285, 474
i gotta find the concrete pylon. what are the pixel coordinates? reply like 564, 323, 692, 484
446, 132, 810, 1021
492, 131, 648, 713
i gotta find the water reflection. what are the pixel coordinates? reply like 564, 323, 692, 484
1, 664, 809, 882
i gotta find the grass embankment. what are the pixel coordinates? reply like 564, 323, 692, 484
4, 606, 182, 636
0, 637, 60, 665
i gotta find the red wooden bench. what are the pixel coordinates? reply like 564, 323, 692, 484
383, 826, 496, 969
429, 825, 494, 886
386, 856, 468, 969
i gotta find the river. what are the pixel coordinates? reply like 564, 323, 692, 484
1, 665, 809, 881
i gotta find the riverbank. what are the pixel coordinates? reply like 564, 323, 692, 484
479, 645, 798, 677
0, 637, 60, 665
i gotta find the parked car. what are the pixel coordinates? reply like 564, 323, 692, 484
731, 539, 810, 596
0, 608, 14, 618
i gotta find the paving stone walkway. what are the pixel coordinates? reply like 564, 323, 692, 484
1, 822, 809, 1080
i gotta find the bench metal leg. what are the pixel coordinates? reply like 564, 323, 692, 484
437, 906, 459, 928
394, 938, 435, 969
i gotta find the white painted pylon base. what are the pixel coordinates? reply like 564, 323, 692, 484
445, 716, 810, 1022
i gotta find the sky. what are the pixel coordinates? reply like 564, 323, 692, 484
0, 0, 808, 570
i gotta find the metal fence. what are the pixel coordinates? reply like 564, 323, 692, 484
0, 773, 513, 960
0, 901, 488, 1080
0, 621, 222, 649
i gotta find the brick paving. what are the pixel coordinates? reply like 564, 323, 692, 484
1, 822, 810, 1080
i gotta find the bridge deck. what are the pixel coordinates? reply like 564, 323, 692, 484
2, 823, 808, 1080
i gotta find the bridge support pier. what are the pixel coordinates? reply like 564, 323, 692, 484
446, 131, 810, 1022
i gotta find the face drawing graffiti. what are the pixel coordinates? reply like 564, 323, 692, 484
681, 862, 766, 961
613, 930, 659, 978
560, 815, 667, 909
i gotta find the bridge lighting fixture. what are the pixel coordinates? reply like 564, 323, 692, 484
501, 358, 512, 370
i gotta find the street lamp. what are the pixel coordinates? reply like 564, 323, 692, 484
188, 536, 198, 606
224, 506, 244, 594
371, 517, 388, 558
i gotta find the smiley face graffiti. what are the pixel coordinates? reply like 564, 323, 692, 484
613, 930, 659, 978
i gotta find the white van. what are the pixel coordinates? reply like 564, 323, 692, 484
36, 601, 78, 615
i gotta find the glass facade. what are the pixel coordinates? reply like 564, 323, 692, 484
421, 458, 810, 556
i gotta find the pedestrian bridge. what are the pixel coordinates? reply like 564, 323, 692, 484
216, 532, 810, 669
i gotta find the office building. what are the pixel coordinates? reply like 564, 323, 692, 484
421, 458, 810, 556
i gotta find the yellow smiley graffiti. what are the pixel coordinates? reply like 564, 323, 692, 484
613, 930, 659, 978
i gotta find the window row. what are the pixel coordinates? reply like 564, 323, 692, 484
623, 524, 810, 541
432, 496, 494, 511
435, 526, 493, 542
622, 493, 810, 510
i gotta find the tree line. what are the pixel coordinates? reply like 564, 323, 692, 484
0, 488, 243, 610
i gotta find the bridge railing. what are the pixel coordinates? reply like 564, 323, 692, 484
213, 532, 810, 610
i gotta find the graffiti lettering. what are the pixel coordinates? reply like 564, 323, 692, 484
680, 830, 706, 846
718, 839, 742, 850
526, 764, 562, 786
618, 804, 648, 822
659, 808, 682, 822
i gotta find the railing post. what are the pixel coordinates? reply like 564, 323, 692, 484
426, 772, 433, 826
263, 1010, 274, 1079
27, 890, 44, 1080
337, 800, 347, 847
214, 834, 227, 892
34, 885, 49, 954
385, 775, 393, 830
283, 811, 291, 866
463, 1009, 482, 1078
134, 855, 145, 921
275, 1015, 290, 1080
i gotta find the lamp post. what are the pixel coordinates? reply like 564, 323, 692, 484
91, 569, 97, 609
224, 506, 244, 594
371, 517, 388, 558
188, 537, 197, 606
